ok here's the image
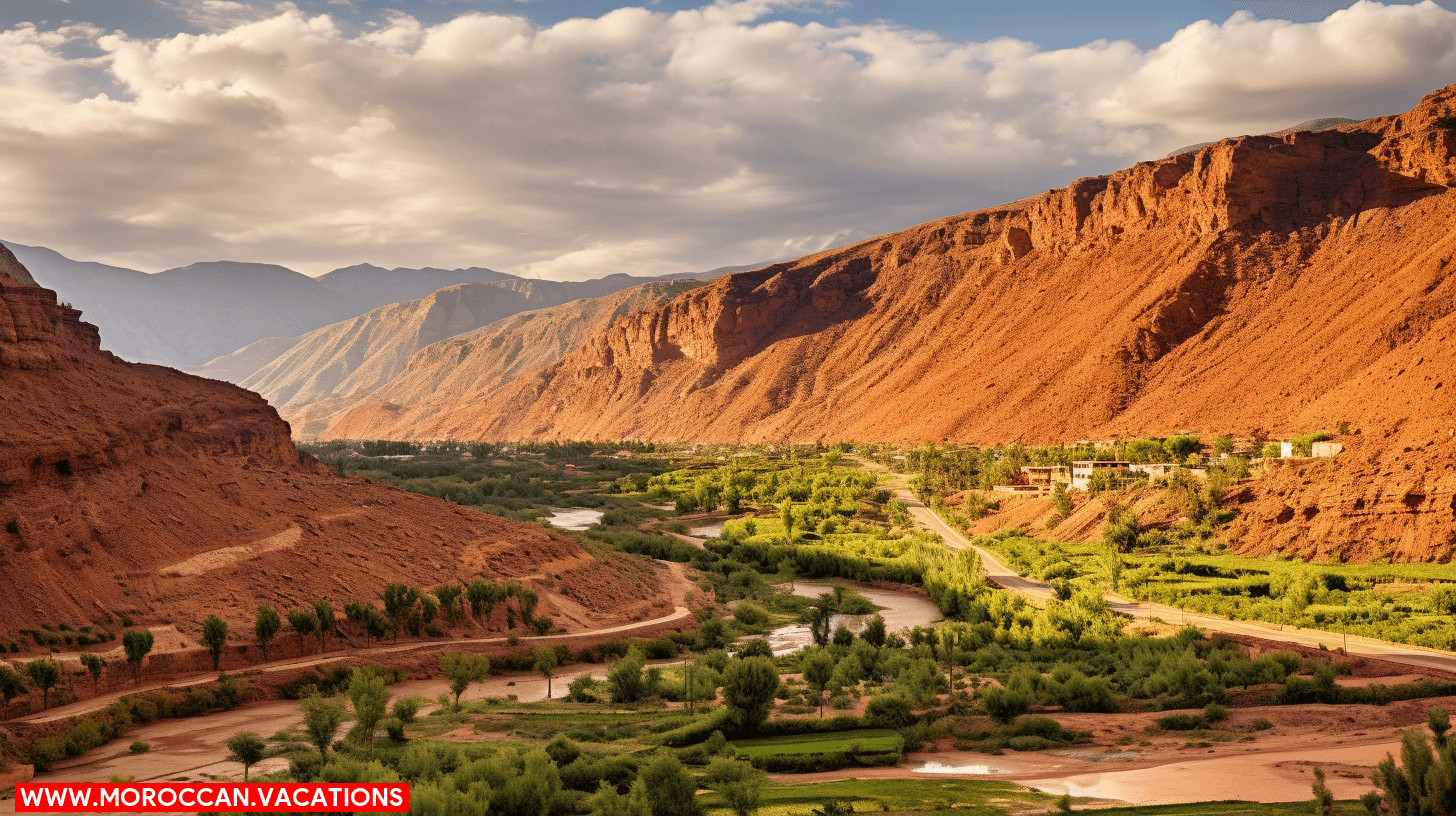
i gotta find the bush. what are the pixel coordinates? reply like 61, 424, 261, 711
865, 694, 916, 729
1155, 714, 1207, 731
129, 742, 150, 754
980, 686, 1032, 725
1203, 703, 1228, 724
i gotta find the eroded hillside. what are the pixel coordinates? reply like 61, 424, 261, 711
325, 280, 704, 440
320, 85, 1456, 562
0, 245, 671, 633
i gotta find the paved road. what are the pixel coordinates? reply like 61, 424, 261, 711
893, 488, 1456, 675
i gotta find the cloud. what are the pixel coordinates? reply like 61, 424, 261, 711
1, 0, 1455, 278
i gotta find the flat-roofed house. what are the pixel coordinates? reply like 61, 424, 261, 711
1071, 460, 1131, 490
1020, 465, 1070, 487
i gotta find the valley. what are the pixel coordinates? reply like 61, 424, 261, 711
5, 442, 1453, 816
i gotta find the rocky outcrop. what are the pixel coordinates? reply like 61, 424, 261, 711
0, 252, 671, 634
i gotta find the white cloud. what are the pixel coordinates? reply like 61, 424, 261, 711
1, 0, 1455, 279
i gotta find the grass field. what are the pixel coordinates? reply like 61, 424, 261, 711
732, 729, 903, 757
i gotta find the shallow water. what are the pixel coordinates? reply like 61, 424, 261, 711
545, 507, 604, 531
912, 761, 1005, 775
688, 521, 725, 538
763, 580, 944, 655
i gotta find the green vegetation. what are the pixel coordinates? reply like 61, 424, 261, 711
977, 531, 1456, 649
731, 729, 902, 756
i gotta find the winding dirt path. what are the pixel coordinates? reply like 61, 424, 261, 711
9, 601, 691, 727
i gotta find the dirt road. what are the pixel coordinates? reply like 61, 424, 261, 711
8, 603, 691, 728
894, 488, 1456, 675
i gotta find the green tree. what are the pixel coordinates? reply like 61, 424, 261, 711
434, 585, 463, 625
26, 659, 62, 709
704, 757, 764, 816
201, 615, 229, 671
382, 583, 420, 643
348, 667, 392, 750
79, 652, 105, 694
225, 731, 267, 781
980, 685, 1032, 725
608, 647, 646, 704
780, 502, 794, 540
300, 693, 347, 757
1213, 434, 1235, 456
639, 752, 699, 816
832, 624, 854, 648
535, 646, 559, 699
1103, 513, 1142, 553
440, 651, 490, 707
802, 649, 835, 718
589, 780, 652, 816
311, 599, 335, 652
723, 656, 779, 730
809, 595, 832, 648
286, 608, 318, 651
122, 628, 154, 685
254, 604, 281, 661
0, 665, 26, 716
1430, 707, 1451, 748
466, 580, 503, 620
861, 615, 887, 649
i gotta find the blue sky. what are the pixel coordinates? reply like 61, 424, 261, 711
7, 0, 1449, 46
1, 0, 1455, 277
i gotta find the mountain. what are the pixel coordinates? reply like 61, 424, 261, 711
316, 84, 1456, 562
198, 276, 705, 437
321, 279, 706, 440
1164, 116, 1359, 158
0, 245, 517, 369
0, 244, 671, 634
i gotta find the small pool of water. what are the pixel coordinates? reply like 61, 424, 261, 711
688, 521, 725, 538
912, 761, 1004, 775
762, 581, 944, 655
545, 508, 604, 531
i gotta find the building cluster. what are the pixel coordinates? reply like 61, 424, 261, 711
990, 436, 1343, 495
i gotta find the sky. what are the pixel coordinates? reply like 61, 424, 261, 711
2, 0, 1456, 278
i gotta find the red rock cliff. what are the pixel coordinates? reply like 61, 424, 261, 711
0, 244, 668, 634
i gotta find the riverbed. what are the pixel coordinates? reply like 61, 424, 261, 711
545, 507, 604, 530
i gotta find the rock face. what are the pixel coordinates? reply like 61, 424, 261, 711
329, 85, 1456, 562
323, 280, 704, 440
0, 244, 669, 633
208, 277, 702, 437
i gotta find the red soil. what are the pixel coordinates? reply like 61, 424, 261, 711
0, 245, 671, 642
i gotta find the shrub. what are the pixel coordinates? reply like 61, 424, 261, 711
129, 742, 150, 754
865, 694, 916, 729
1203, 703, 1228, 724
980, 685, 1032, 725
1155, 714, 1207, 731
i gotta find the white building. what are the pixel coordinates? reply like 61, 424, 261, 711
1071, 460, 1131, 490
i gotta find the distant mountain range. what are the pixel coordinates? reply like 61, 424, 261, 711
0, 241, 740, 369
203, 277, 706, 436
